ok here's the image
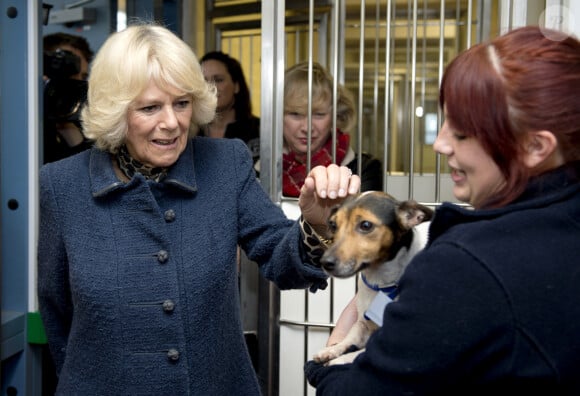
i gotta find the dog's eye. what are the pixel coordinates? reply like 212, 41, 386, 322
328, 219, 337, 234
358, 220, 374, 233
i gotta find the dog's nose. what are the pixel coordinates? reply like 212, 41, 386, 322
320, 256, 335, 271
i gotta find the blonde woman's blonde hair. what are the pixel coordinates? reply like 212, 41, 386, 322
81, 23, 217, 153
283, 62, 356, 132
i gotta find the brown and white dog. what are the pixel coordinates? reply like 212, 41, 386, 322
313, 191, 433, 365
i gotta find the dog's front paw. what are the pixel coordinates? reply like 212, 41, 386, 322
327, 348, 365, 366
313, 344, 348, 363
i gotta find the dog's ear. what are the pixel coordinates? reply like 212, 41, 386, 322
328, 194, 357, 217
326, 204, 342, 234
328, 204, 341, 217
396, 200, 434, 230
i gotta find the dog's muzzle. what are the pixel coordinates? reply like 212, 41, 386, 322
320, 253, 367, 278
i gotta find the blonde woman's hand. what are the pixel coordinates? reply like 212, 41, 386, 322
298, 164, 360, 235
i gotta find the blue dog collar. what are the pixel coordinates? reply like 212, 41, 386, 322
361, 273, 399, 300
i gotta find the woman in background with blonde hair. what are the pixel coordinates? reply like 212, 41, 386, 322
280, 61, 382, 196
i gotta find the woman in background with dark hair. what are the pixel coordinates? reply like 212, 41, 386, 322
200, 51, 260, 163
306, 25, 580, 395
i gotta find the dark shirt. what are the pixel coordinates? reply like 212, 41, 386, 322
43, 123, 92, 164
345, 153, 383, 192
200, 116, 260, 164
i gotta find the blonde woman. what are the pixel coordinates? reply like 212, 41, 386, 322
38, 23, 360, 395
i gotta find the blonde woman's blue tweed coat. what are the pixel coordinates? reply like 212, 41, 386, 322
38, 137, 327, 395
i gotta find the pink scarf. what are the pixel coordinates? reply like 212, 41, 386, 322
283, 130, 350, 197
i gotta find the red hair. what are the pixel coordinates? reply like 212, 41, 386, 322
440, 26, 580, 208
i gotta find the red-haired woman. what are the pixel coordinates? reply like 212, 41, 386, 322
306, 25, 580, 394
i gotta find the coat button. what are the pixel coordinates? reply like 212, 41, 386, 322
167, 348, 179, 361
164, 209, 176, 222
162, 299, 175, 312
157, 250, 169, 263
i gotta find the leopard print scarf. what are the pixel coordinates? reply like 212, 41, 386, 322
116, 145, 168, 182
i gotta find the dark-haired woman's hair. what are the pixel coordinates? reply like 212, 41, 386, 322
201, 51, 253, 120
440, 26, 580, 208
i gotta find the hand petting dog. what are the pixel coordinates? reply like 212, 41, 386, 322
299, 164, 361, 236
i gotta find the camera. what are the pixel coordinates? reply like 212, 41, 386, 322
43, 49, 88, 123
